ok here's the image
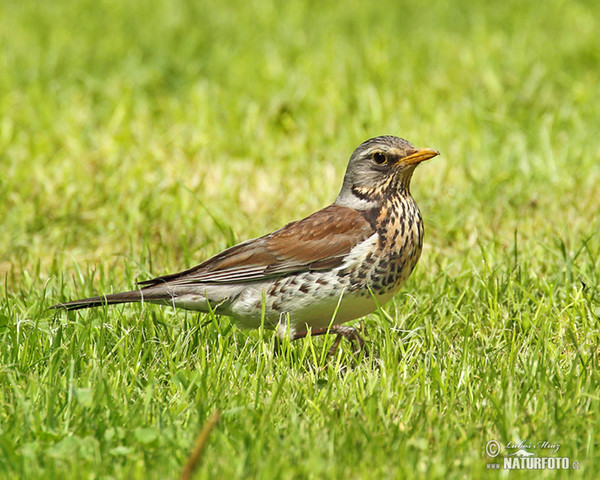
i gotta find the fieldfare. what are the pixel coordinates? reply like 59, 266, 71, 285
53, 136, 439, 354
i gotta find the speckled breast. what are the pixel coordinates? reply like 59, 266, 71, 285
366, 194, 424, 296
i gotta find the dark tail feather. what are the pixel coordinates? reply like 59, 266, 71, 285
50, 289, 162, 311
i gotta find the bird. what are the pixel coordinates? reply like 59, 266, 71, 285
52, 136, 439, 354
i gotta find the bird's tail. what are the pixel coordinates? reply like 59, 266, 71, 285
50, 288, 167, 311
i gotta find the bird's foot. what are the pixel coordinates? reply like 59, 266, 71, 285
291, 325, 365, 356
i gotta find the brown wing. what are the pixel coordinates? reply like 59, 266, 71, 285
138, 204, 375, 286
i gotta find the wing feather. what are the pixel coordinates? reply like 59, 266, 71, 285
138, 205, 375, 287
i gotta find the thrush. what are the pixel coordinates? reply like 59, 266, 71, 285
52, 136, 439, 354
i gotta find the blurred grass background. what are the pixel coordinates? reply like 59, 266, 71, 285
1, 0, 599, 478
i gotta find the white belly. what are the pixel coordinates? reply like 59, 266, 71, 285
229, 272, 397, 335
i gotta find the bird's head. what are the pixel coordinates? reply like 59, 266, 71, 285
335, 136, 439, 209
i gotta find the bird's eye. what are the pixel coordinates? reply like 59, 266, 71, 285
373, 152, 387, 165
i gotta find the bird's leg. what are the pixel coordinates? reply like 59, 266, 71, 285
291, 325, 365, 355
329, 325, 365, 355
328, 333, 344, 356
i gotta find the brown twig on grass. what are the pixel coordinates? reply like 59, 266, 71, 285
180, 410, 220, 480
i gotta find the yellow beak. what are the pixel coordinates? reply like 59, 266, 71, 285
401, 148, 440, 166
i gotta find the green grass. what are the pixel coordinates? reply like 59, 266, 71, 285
1, 0, 600, 478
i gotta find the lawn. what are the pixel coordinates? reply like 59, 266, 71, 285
1, 0, 599, 478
